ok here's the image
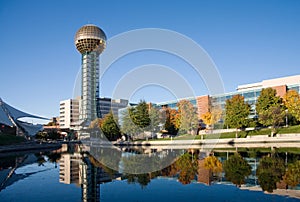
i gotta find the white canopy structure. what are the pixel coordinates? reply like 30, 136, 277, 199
0, 98, 48, 136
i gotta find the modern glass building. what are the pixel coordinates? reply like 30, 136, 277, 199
97, 98, 129, 118
156, 97, 197, 110
156, 74, 300, 120
75, 24, 106, 126
211, 90, 261, 118
211, 74, 300, 118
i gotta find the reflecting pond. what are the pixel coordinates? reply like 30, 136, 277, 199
1, 144, 300, 202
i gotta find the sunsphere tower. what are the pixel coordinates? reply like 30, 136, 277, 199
75, 24, 106, 126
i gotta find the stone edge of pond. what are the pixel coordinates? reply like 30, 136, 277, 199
112, 134, 300, 146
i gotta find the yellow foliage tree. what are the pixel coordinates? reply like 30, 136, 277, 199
283, 90, 300, 122
283, 160, 300, 188
201, 111, 212, 125
201, 106, 222, 128
204, 155, 223, 174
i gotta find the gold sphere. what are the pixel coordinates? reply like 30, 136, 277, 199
75, 24, 106, 55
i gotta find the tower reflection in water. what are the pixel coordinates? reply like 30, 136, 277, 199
58, 144, 120, 202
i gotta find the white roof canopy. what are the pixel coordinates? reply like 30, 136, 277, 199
0, 98, 48, 136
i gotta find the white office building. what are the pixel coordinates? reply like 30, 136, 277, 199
59, 99, 80, 129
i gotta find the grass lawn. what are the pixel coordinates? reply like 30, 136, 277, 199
148, 125, 300, 141
198, 125, 300, 139
0, 133, 26, 146
200, 129, 271, 139
277, 125, 300, 134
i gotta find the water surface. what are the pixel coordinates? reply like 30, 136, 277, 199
0, 144, 299, 202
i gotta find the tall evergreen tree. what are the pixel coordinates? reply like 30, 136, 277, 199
121, 108, 143, 139
129, 100, 151, 128
121, 100, 157, 139
146, 107, 161, 135
100, 111, 121, 141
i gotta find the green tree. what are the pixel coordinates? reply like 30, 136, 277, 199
100, 111, 121, 141
283, 90, 300, 123
121, 101, 161, 139
223, 153, 251, 187
129, 100, 151, 128
121, 108, 143, 139
283, 160, 300, 188
176, 100, 198, 135
256, 156, 285, 193
146, 107, 161, 138
225, 95, 250, 138
256, 88, 285, 135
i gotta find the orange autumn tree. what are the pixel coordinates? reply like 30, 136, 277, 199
162, 107, 180, 135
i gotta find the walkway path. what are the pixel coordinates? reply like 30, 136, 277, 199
0, 141, 62, 155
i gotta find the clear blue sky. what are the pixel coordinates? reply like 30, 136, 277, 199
0, 0, 300, 119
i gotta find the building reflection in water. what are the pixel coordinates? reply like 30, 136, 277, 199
55, 143, 300, 201
59, 149, 81, 185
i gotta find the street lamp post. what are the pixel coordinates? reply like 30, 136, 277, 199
285, 109, 288, 127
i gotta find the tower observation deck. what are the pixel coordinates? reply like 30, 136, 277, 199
75, 24, 106, 126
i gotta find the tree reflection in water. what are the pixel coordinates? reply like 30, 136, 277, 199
204, 155, 223, 180
125, 173, 151, 189
256, 155, 286, 193
223, 153, 251, 187
283, 160, 300, 188
3, 143, 300, 201
175, 152, 198, 185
